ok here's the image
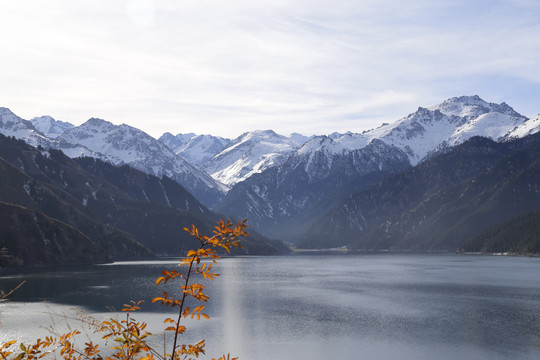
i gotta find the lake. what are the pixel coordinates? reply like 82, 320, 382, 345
1, 254, 540, 360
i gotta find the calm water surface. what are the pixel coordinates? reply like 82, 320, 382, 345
1, 254, 539, 360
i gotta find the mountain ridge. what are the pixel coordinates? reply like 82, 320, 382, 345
297, 132, 540, 251
2, 95, 540, 251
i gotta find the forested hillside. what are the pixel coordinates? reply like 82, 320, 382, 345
0, 134, 286, 267
298, 133, 540, 252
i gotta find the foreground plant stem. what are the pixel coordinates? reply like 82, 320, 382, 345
170, 243, 198, 360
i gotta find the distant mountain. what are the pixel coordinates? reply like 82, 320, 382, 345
288, 132, 313, 145
2, 96, 539, 252
0, 107, 53, 148
0, 111, 228, 208
298, 133, 540, 251
217, 138, 411, 240
158, 130, 312, 185
30, 115, 74, 139
328, 131, 353, 139
297, 95, 535, 166
57, 118, 227, 208
0, 108, 109, 161
217, 96, 540, 240
174, 134, 231, 167
0, 133, 286, 266
204, 130, 304, 186
158, 132, 197, 153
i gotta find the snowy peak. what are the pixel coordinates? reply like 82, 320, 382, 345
362, 95, 530, 164
205, 129, 302, 186
233, 129, 283, 144
328, 131, 353, 139
288, 96, 533, 168
57, 118, 227, 207
0, 107, 52, 147
288, 132, 313, 145
297, 132, 371, 158
430, 95, 523, 119
158, 132, 231, 167
226, 130, 296, 154
158, 132, 197, 153
506, 114, 540, 138
58, 119, 155, 164
177, 134, 231, 167
30, 115, 74, 139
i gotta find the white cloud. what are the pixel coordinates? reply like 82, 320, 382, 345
0, 0, 539, 138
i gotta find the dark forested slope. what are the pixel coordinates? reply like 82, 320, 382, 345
298, 133, 540, 251
0, 135, 285, 267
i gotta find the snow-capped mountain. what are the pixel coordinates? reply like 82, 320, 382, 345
216, 138, 411, 240
288, 132, 313, 145
296, 132, 540, 250
57, 118, 227, 207
367, 95, 532, 163
204, 130, 306, 186
159, 130, 312, 185
328, 131, 352, 139
2, 95, 539, 232
0, 107, 53, 148
217, 95, 540, 240
0, 109, 99, 159
158, 132, 196, 152
298, 95, 534, 166
30, 115, 74, 138
506, 114, 540, 138
171, 134, 231, 167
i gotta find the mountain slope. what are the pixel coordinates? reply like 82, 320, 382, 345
218, 96, 539, 240
460, 210, 540, 255
293, 95, 532, 166
217, 138, 411, 240
0, 108, 54, 148
0, 201, 111, 267
57, 118, 226, 208
158, 133, 232, 168
30, 115, 74, 139
176, 134, 232, 167
0, 144, 152, 261
0, 133, 286, 259
298, 133, 540, 251
158, 132, 197, 152
204, 130, 303, 186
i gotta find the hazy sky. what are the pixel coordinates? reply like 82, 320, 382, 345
1, 0, 539, 139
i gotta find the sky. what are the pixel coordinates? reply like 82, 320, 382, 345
1, 0, 540, 139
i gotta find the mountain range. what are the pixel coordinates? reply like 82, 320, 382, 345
1, 95, 540, 262
298, 133, 540, 252
216, 96, 540, 242
0, 133, 287, 267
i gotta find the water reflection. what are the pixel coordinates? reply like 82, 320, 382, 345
1, 254, 540, 360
